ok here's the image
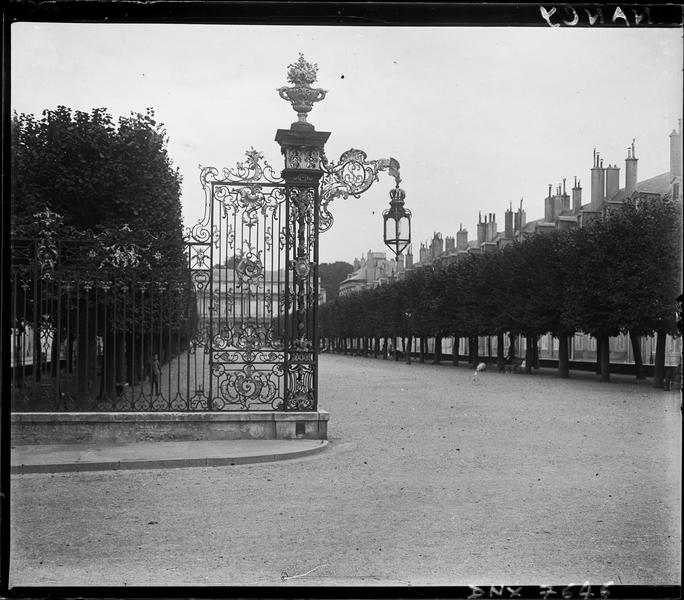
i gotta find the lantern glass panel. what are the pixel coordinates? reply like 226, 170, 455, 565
384, 217, 395, 241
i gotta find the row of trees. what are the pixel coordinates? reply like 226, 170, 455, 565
318, 197, 682, 385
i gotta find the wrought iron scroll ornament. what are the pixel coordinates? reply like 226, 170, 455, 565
192, 149, 283, 240
319, 149, 402, 233
33, 207, 64, 280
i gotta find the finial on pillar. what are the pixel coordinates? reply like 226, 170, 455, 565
277, 54, 328, 130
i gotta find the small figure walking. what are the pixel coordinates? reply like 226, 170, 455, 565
151, 353, 161, 396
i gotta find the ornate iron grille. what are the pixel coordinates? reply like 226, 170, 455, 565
10, 209, 194, 412
189, 149, 296, 410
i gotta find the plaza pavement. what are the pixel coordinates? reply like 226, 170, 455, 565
9, 354, 681, 587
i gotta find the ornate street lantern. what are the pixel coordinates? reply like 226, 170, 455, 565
383, 184, 412, 260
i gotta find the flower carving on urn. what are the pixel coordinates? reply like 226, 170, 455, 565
278, 53, 327, 129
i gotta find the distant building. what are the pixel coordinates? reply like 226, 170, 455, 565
197, 267, 325, 322
338, 250, 406, 296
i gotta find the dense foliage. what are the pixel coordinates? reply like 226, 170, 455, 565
12, 106, 183, 240
318, 261, 354, 301
319, 198, 682, 382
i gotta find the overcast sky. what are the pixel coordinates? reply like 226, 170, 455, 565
11, 23, 683, 264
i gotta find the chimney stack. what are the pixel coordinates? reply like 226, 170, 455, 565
504, 202, 513, 239
591, 149, 606, 208
670, 124, 681, 179
419, 243, 428, 264
477, 212, 486, 244
487, 213, 497, 242
456, 224, 468, 250
605, 163, 620, 201
545, 184, 553, 222
625, 139, 638, 197
572, 176, 582, 213
514, 199, 526, 239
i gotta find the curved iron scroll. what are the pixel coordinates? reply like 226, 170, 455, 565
319, 148, 401, 233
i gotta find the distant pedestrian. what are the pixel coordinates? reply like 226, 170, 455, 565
506, 344, 515, 364
151, 354, 161, 396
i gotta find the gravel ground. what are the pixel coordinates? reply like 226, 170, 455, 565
10, 355, 681, 587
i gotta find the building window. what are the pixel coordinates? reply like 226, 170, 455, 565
574, 334, 583, 351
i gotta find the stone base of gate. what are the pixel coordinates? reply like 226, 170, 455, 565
11, 411, 329, 445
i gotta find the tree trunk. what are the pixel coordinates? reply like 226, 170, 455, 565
595, 336, 601, 374
50, 326, 61, 378
452, 334, 459, 366
497, 332, 505, 372
599, 334, 611, 382
629, 331, 646, 379
76, 304, 98, 408
66, 333, 74, 373
103, 329, 129, 400
653, 329, 667, 388
532, 336, 540, 369
419, 337, 425, 363
469, 336, 479, 366
433, 335, 441, 364
558, 332, 570, 379
116, 331, 127, 390
103, 328, 116, 401
525, 335, 534, 374
508, 332, 516, 360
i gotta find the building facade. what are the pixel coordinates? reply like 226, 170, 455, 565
338, 250, 406, 296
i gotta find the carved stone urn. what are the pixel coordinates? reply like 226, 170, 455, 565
277, 53, 328, 130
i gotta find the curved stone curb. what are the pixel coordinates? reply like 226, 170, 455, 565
11, 440, 328, 475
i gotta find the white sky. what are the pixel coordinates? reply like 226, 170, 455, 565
11, 23, 683, 264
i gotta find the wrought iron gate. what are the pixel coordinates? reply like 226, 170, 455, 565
187, 150, 300, 410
